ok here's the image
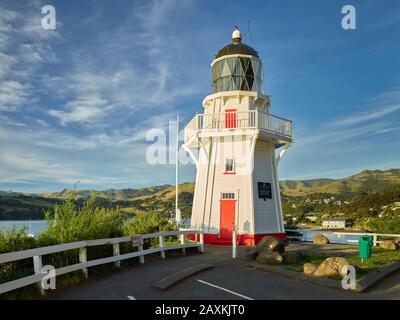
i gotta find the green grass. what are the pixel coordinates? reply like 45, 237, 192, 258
283, 247, 400, 279
347, 247, 400, 276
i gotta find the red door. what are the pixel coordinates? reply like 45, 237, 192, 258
225, 109, 237, 129
220, 200, 236, 239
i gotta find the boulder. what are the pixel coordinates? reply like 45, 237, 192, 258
282, 251, 304, 264
256, 250, 283, 264
380, 240, 397, 250
313, 234, 329, 245
303, 263, 318, 275
281, 238, 291, 247
242, 247, 258, 261
256, 236, 285, 254
313, 257, 350, 278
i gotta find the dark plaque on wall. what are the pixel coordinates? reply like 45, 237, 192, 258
258, 182, 272, 200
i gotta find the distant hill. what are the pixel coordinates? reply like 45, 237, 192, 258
41, 184, 172, 200
280, 169, 400, 196
1, 169, 399, 220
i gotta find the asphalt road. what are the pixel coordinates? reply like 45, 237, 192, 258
49, 246, 400, 300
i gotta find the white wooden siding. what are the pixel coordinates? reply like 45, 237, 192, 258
253, 140, 281, 233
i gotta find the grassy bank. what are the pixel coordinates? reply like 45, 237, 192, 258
283, 247, 400, 279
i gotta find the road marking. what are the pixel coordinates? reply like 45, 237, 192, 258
197, 279, 254, 300
127, 295, 136, 300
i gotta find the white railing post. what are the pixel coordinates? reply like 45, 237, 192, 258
79, 247, 88, 278
180, 233, 186, 255
255, 110, 259, 129
373, 234, 378, 247
138, 235, 144, 264
33, 255, 44, 295
113, 243, 121, 268
199, 232, 205, 253
232, 230, 237, 259
159, 235, 166, 259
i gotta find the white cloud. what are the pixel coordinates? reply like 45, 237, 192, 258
0, 80, 30, 111
0, 3, 60, 112
329, 104, 400, 127
46, 0, 201, 127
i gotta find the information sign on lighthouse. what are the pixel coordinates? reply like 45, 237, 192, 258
183, 27, 293, 245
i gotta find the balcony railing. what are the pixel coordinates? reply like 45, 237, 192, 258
184, 110, 292, 143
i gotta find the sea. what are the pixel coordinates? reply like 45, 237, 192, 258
0, 220, 48, 236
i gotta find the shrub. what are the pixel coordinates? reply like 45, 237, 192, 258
41, 196, 126, 244
367, 217, 400, 234
0, 227, 38, 284
123, 211, 176, 247
0, 226, 37, 254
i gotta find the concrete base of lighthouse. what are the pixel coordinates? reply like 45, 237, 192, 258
189, 232, 286, 246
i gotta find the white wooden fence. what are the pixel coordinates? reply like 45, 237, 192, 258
0, 229, 204, 295
286, 229, 400, 246
333, 232, 400, 246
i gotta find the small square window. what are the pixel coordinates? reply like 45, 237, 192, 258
222, 192, 235, 200
225, 158, 234, 173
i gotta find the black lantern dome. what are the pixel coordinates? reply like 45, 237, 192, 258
212, 26, 263, 94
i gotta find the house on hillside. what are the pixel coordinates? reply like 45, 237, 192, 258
321, 217, 346, 230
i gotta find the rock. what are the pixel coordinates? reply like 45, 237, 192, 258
242, 247, 258, 261
313, 234, 329, 245
256, 250, 283, 264
313, 257, 350, 278
281, 238, 291, 247
256, 236, 285, 254
282, 251, 304, 263
303, 263, 318, 275
380, 240, 397, 250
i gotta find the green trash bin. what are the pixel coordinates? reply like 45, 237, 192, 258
359, 235, 372, 259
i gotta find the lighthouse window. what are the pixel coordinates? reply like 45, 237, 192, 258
222, 192, 235, 200
225, 158, 235, 173
212, 57, 263, 94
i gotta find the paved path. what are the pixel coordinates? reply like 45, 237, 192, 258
49, 246, 400, 300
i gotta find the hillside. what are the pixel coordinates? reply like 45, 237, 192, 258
41, 184, 172, 200
279, 169, 400, 196
1, 168, 399, 220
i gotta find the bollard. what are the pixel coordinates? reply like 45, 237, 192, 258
232, 230, 237, 259
199, 232, 205, 253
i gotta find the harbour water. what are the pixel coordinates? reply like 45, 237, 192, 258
0, 220, 47, 236
286, 228, 365, 245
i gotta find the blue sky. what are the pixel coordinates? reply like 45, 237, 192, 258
0, 0, 399, 193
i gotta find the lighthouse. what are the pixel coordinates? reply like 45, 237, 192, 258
183, 27, 293, 245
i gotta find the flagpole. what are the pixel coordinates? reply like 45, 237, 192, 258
175, 115, 180, 225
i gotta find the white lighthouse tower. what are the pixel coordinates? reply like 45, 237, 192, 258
183, 27, 293, 245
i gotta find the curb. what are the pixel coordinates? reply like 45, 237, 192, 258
252, 261, 400, 293
152, 263, 214, 290
355, 261, 400, 293
253, 263, 343, 290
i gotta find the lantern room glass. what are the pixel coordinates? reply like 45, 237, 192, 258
212, 57, 263, 94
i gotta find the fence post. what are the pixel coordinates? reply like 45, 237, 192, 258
232, 229, 237, 259
113, 243, 121, 268
373, 234, 378, 247
138, 235, 144, 264
33, 255, 44, 295
79, 247, 88, 278
159, 235, 166, 259
180, 233, 186, 255
199, 232, 205, 253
